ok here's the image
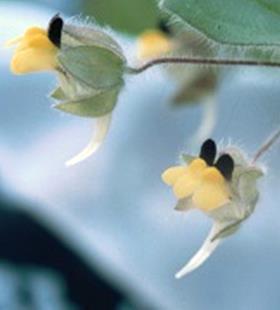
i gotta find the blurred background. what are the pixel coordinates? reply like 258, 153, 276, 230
0, 0, 280, 309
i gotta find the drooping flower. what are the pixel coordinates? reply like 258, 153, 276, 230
136, 19, 174, 60
136, 18, 218, 103
162, 139, 264, 278
136, 19, 219, 145
7, 14, 126, 166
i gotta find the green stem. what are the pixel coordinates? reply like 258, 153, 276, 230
128, 56, 280, 74
127, 57, 280, 163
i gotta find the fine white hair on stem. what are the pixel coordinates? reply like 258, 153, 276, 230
65, 113, 112, 167
175, 222, 222, 279
191, 95, 217, 147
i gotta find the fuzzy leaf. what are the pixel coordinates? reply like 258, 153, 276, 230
58, 45, 125, 90
160, 0, 280, 46
54, 87, 121, 118
84, 0, 159, 35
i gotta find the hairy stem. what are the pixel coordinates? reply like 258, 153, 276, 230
253, 128, 280, 163
128, 56, 280, 163
128, 57, 280, 74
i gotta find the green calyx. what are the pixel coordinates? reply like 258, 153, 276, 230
53, 86, 121, 118
57, 45, 125, 90
50, 24, 126, 118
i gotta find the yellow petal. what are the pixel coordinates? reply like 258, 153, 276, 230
24, 27, 46, 38
161, 166, 187, 186
187, 158, 208, 175
5, 27, 46, 48
11, 48, 57, 74
137, 30, 173, 60
7, 26, 57, 74
173, 173, 200, 199
16, 34, 55, 54
192, 167, 230, 211
173, 158, 207, 199
27, 34, 56, 49
4, 36, 23, 48
201, 167, 224, 183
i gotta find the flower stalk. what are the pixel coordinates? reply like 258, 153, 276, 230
128, 56, 280, 75
252, 127, 280, 163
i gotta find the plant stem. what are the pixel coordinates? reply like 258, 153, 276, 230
128, 57, 280, 74
128, 56, 280, 163
253, 128, 280, 163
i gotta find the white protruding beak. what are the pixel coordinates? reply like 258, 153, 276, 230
175, 222, 223, 279
66, 113, 112, 167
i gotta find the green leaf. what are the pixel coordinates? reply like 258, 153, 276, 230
84, 0, 159, 35
54, 87, 121, 118
58, 45, 125, 90
160, 0, 280, 46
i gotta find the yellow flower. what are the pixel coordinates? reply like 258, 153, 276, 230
162, 139, 233, 211
6, 15, 126, 166
137, 30, 173, 59
164, 140, 264, 278
163, 158, 207, 199
7, 23, 60, 74
137, 20, 174, 60
192, 167, 230, 211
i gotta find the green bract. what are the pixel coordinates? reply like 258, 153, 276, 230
62, 24, 125, 59
58, 45, 124, 90
51, 22, 126, 118
50, 87, 67, 101
160, 0, 280, 46
54, 86, 121, 117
